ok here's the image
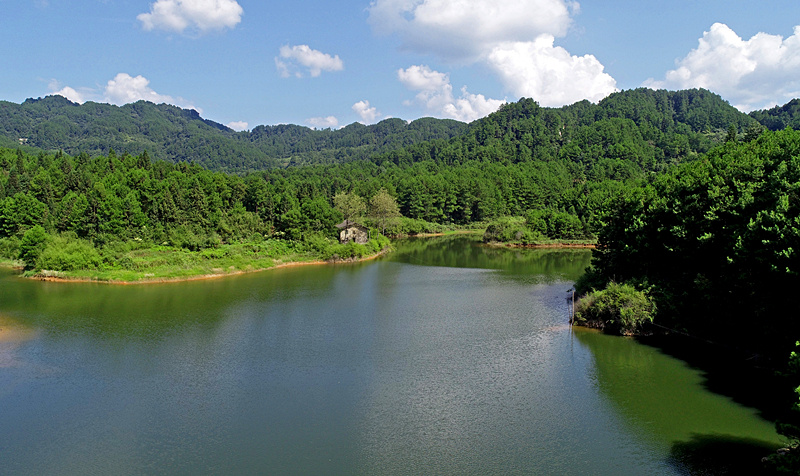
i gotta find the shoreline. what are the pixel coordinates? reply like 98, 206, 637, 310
15, 248, 391, 285
486, 241, 596, 249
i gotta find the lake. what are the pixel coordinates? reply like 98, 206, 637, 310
0, 235, 782, 474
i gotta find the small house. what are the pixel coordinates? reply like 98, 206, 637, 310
336, 220, 369, 244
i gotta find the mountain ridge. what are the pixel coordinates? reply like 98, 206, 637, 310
0, 88, 793, 174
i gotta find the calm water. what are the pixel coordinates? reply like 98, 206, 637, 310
0, 236, 782, 475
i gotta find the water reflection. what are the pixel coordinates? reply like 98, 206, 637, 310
0, 238, 783, 475
387, 235, 591, 281
572, 328, 781, 473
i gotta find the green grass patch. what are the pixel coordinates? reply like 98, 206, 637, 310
20, 234, 391, 282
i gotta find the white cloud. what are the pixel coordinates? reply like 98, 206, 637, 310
53, 86, 86, 104
138, 0, 243, 34
226, 120, 249, 131
398, 65, 505, 121
644, 23, 800, 111
487, 36, 617, 107
104, 73, 200, 112
307, 116, 340, 129
48, 80, 88, 104
443, 87, 507, 122
352, 100, 382, 124
48, 74, 199, 112
370, 0, 615, 109
368, 0, 578, 62
276, 45, 344, 78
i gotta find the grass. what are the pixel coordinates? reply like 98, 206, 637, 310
11, 236, 390, 283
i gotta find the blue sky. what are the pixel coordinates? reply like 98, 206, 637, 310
2, 1, 799, 130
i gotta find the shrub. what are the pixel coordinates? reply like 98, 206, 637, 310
526, 209, 587, 240
483, 216, 540, 243
0, 236, 20, 261
19, 225, 49, 266
302, 233, 336, 259
574, 282, 655, 335
36, 234, 102, 271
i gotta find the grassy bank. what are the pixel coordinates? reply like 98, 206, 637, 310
1, 234, 392, 283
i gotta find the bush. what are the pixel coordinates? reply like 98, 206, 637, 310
0, 236, 20, 261
302, 233, 336, 259
19, 225, 49, 266
36, 234, 102, 271
574, 282, 656, 335
483, 216, 541, 243
526, 209, 587, 240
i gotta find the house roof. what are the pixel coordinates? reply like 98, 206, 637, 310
335, 219, 366, 229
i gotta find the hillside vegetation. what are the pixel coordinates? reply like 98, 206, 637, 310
0, 88, 778, 255
0, 96, 467, 173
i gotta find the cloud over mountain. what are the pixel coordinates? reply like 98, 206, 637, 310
398, 65, 506, 121
645, 23, 800, 111
371, 0, 616, 109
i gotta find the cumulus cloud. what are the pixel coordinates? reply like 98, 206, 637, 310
226, 121, 249, 131
138, 0, 243, 34
276, 45, 344, 78
370, 0, 615, 108
398, 65, 505, 121
368, 0, 578, 62
352, 100, 382, 124
49, 74, 198, 111
644, 23, 800, 111
487, 36, 617, 107
48, 80, 89, 104
307, 116, 340, 129
103, 73, 200, 112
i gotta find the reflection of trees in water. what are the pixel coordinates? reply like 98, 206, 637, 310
0, 264, 344, 339
390, 235, 591, 280
572, 329, 781, 472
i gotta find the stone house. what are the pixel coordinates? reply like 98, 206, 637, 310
336, 220, 370, 244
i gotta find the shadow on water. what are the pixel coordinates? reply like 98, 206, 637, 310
636, 334, 787, 423
572, 328, 782, 471
667, 433, 780, 476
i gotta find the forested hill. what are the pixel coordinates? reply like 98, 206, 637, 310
749, 98, 800, 131
0, 88, 787, 175
374, 88, 761, 168
0, 96, 468, 173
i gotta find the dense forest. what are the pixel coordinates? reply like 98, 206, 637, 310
576, 128, 800, 350
0, 88, 787, 256
0, 89, 752, 245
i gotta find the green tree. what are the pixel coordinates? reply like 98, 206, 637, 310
333, 191, 366, 222
369, 189, 401, 236
19, 225, 49, 267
